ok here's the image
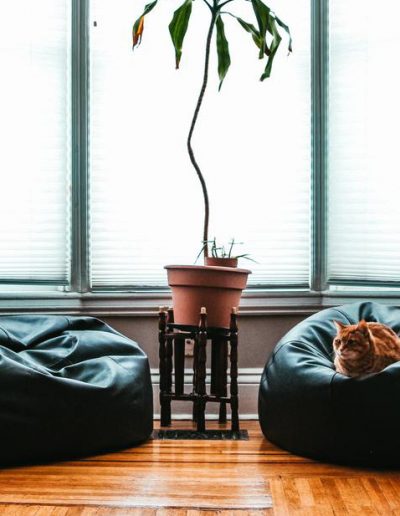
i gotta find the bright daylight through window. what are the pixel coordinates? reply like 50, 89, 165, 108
89, 0, 310, 288
0, 1, 71, 285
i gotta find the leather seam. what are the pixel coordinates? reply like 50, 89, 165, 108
272, 339, 315, 359
107, 355, 133, 373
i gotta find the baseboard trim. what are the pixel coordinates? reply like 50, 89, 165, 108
153, 413, 260, 420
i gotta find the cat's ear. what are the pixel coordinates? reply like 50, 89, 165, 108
333, 320, 346, 332
358, 319, 369, 336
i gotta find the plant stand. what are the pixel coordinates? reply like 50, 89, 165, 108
158, 306, 240, 433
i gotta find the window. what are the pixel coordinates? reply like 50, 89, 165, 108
89, 0, 311, 289
0, 0, 399, 298
327, 0, 400, 287
0, 0, 71, 285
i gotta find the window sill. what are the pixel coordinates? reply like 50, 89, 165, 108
0, 289, 399, 316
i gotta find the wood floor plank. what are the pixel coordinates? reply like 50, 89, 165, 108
269, 479, 290, 516
281, 478, 302, 511
293, 478, 315, 508
390, 478, 400, 501
336, 477, 371, 513
362, 478, 394, 515
306, 478, 335, 515
319, 478, 349, 515
374, 478, 400, 510
0, 508, 158, 516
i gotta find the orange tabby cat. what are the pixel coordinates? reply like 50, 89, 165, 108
333, 320, 400, 377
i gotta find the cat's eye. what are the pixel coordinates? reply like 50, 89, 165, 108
347, 339, 354, 345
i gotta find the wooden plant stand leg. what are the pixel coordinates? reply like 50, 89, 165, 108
192, 338, 199, 423
218, 339, 228, 424
174, 336, 185, 396
219, 400, 227, 424
211, 335, 228, 424
230, 308, 239, 432
158, 308, 171, 427
164, 341, 173, 427
211, 338, 218, 396
196, 308, 208, 432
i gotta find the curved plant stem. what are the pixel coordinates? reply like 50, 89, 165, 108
187, 10, 217, 260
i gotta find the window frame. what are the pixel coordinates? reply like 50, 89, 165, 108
311, 0, 328, 293
71, 0, 90, 294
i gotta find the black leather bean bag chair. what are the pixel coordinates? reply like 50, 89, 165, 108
259, 302, 400, 467
0, 315, 153, 466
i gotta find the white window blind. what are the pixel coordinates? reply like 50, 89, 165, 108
327, 0, 400, 284
0, 0, 71, 284
89, 0, 311, 288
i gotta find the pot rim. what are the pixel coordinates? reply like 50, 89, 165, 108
164, 264, 252, 274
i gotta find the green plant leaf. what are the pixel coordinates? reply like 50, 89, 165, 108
275, 15, 293, 53
260, 15, 282, 81
234, 1, 291, 81
169, 0, 193, 69
235, 254, 258, 263
251, 0, 271, 58
216, 15, 231, 91
233, 15, 263, 54
132, 0, 158, 50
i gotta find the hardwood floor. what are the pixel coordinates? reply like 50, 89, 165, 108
0, 420, 400, 515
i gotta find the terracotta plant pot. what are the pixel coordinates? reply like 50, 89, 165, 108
204, 256, 238, 268
165, 264, 251, 328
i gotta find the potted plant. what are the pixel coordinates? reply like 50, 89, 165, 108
200, 238, 256, 268
132, 0, 291, 327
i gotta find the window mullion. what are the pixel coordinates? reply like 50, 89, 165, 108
70, 0, 90, 293
310, 0, 329, 293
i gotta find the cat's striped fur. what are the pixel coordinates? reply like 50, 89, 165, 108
333, 320, 400, 377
